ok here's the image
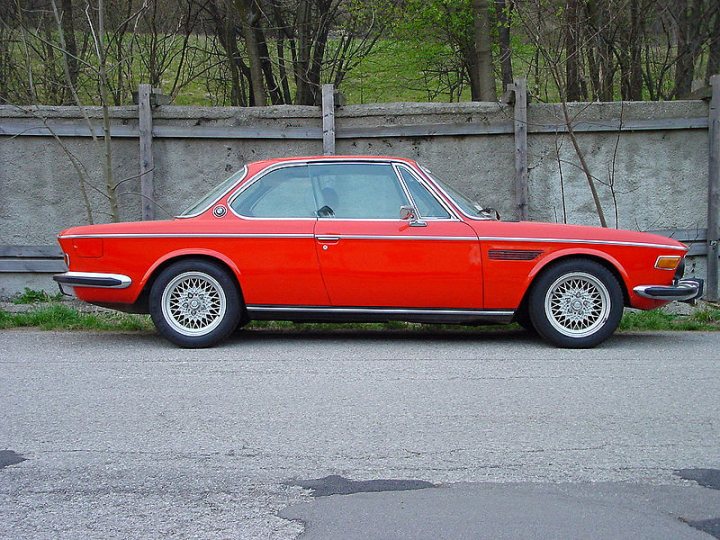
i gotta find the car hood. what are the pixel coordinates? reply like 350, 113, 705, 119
469, 220, 687, 250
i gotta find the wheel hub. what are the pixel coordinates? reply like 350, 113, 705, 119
161, 272, 227, 336
544, 273, 610, 338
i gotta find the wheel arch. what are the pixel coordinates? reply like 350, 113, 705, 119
515, 250, 631, 320
134, 250, 245, 313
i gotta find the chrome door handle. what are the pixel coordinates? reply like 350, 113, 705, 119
316, 236, 340, 243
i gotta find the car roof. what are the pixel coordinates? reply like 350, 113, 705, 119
249, 155, 418, 169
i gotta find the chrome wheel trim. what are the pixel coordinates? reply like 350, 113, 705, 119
544, 272, 611, 338
161, 271, 227, 337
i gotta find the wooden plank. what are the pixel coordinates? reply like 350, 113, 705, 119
0, 260, 67, 273
529, 117, 709, 134
687, 244, 708, 257
335, 122, 514, 138
0, 117, 710, 140
646, 228, 707, 243
0, 122, 136, 138
708, 75, 720, 300
138, 84, 155, 220
151, 125, 323, 139
322, 84, 336, 155
0, 245, 63, 258
513, 79, 529, 220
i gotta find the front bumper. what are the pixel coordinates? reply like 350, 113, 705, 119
53, 272, 132, 295
633, 278, 704, 302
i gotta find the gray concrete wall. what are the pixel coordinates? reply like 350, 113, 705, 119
0, 100, 712, 296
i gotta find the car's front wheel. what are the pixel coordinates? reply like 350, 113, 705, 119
149, 259, 242, 348
528, 259, 623, 348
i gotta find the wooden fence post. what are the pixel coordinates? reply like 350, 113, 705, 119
512, 78, 529, 221
322, 84, 336, 156
138, 84, 155, 220
708, 75, 720, 301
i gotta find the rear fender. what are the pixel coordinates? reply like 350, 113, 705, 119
139, 248, 243, 292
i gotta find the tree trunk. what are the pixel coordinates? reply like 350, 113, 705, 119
707, 5, 720, 81
96, 0, 119, 222
270, 0, 292, 103
254, 26, 282, 104
673, 0, 703, 98
232, 0, 266, 106
628, 0, 643, 100
60, 0, 78, 101
472, 0, 497, 101
584, 0, 615, 101
495, 0, 513, 89
565, 0, 583, 101
294, 0, 313, 105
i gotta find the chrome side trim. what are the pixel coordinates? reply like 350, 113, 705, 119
332, 234, 476, 241
58, 233, 475, 241
247, 305, 513, 317
59, 233, 315, 239
52, 271, 132, 289
57, 232, 685, 250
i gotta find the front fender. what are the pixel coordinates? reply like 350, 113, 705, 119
524, 248, 630, 298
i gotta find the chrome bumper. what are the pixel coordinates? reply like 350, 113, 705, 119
633, 278, 704, 302
53, 271, 132, 292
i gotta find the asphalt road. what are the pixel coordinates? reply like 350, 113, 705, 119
1, 328, 719, 539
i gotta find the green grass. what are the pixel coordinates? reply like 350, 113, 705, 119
12, 287, 64, 304
2, 304, 720, 333
0, 304, 153, 332
619, 307, 720, 332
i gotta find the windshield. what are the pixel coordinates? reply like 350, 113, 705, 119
178, 166, 247, 217
420, 166, 496, 220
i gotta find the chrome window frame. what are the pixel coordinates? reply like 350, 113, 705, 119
228, 162, 317, 221
392, 163, 459, 221
418, 165, 494, 221
176, 165, 248, 219
308, 161, 412, 221
228, 158, 423, 222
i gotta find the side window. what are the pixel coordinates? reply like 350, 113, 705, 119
230, 166, 315, 218
309, 163, 409, 219
398, 167, 451, 219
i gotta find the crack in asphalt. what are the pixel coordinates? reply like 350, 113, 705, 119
287, 475, 436, 497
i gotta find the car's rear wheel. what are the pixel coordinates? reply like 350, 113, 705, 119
528, 259, 623, 348
150, 259, 241, 348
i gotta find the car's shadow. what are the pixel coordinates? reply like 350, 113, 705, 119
228, 326, 539, 345
66, 326, 691, 351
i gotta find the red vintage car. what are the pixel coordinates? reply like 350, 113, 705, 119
54, 156, 702, 348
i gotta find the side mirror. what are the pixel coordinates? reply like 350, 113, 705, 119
400, 205, 427, 227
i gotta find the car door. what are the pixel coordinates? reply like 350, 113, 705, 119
227, 163, 330, 306
311, 161, 483, 308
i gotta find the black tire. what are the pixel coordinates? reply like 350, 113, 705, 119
528, 259, 623, 348
513, 306, 536, 333
149, 259, 242, 348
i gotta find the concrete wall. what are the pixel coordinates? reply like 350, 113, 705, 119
0, 100, 712, 296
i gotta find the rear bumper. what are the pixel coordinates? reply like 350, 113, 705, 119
633, 278, 704, 302
53, 271, 132, 291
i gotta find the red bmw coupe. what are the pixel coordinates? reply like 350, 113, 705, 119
54, 156, 702, 348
